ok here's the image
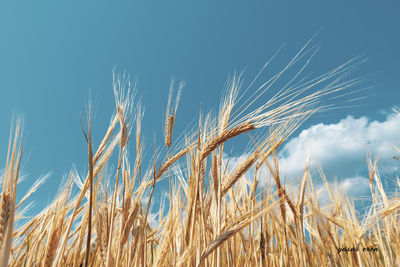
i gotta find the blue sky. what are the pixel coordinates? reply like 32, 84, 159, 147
0, 1, 399, 213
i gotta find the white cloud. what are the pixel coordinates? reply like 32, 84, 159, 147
279, 112, 400, 182
316, 176, 371, 207
278, 111, 400, 203
224, 110, 400, 202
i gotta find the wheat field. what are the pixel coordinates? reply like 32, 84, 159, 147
1, 54, 400, 266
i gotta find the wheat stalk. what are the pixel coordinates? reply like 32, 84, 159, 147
4, 51, 399, 266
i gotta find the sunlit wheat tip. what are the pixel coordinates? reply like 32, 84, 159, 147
165, 115, 175, 147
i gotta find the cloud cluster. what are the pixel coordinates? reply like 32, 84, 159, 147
226, 110, 400, 203
279, 112, 400, 181
280, 111, 400, 203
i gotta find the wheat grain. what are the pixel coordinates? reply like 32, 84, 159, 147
221, 152, 259, 197
165, 115, 175, 147
202, 123, 255, 161
0, 194, 10, 246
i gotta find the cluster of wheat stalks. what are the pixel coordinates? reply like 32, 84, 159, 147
1, 53, 400, 267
